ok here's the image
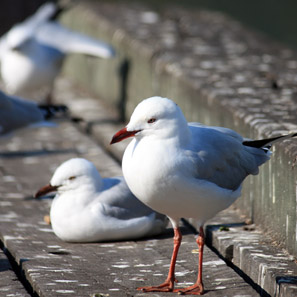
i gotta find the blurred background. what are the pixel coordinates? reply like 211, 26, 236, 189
0, 0, 56, 36
1, 0, 297, 50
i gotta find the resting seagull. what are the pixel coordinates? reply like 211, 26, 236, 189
0, 89, 67, 136
0, 2, 115, 103
111, 96, 297, 295
35, 158, 167, 242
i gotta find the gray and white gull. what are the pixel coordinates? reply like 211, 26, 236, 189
111, 96, 297, 295
35, 158, 167, 242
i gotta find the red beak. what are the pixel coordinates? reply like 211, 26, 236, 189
110, 127, 140, 144
34, 184, 58, 198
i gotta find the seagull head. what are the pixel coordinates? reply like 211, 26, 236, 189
111, 96, 190, 144
35, 158, 103, 198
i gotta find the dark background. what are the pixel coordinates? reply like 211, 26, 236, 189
1, 0, 297, 51
0, 0, 56, 35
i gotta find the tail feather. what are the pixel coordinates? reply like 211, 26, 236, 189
243, 133, 297, 149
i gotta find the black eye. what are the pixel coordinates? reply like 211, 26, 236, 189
69, 176, 76, 180
147, 118, 156, 124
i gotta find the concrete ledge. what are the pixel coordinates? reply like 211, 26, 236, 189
60, 1, 297, 257
205, 209, 297, 297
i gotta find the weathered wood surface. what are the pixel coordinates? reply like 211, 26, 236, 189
0, 1, 296, 295
0, 248, 30, 297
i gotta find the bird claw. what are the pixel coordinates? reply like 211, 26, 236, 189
137, 279, 176, 292
174, 283, 204, 295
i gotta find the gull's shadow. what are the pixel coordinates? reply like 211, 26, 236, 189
206, 222, 246, 230
78, 224, 197, 247
135, 219, 198, 243
0, 258, 12, 272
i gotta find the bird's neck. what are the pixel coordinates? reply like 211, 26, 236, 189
167, 122, 191, 148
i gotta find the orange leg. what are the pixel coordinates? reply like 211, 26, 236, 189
175, 226, 205, 295
137, 227, 182, 292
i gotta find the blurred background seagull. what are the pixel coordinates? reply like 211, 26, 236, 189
35, 158, 168, 242
0, 2, 115, 103
0, 88, 68, 136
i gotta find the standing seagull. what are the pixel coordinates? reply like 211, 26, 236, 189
35, 158, 167, 242
111, 96, 297, 295
0, 89, 67, 136
0, 2, 115, 102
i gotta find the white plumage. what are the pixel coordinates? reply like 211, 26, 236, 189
35, 158, 167, 243
111, 96, 295, 294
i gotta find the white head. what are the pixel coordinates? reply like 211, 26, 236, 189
111, 96, 190, 144
35, 158, 103, 197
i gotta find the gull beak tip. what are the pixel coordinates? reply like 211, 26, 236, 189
110, 135, 117, 145
110, 127, 141, 145
34, 184, 58, 198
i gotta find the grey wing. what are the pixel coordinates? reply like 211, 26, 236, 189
0, 91, 44, 135
97, 177, 167, 236
98, 177, 156, 220
36, 22, 115, 58
188, 124, 270, 190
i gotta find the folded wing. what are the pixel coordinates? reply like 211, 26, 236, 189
189, 123, 271, 190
